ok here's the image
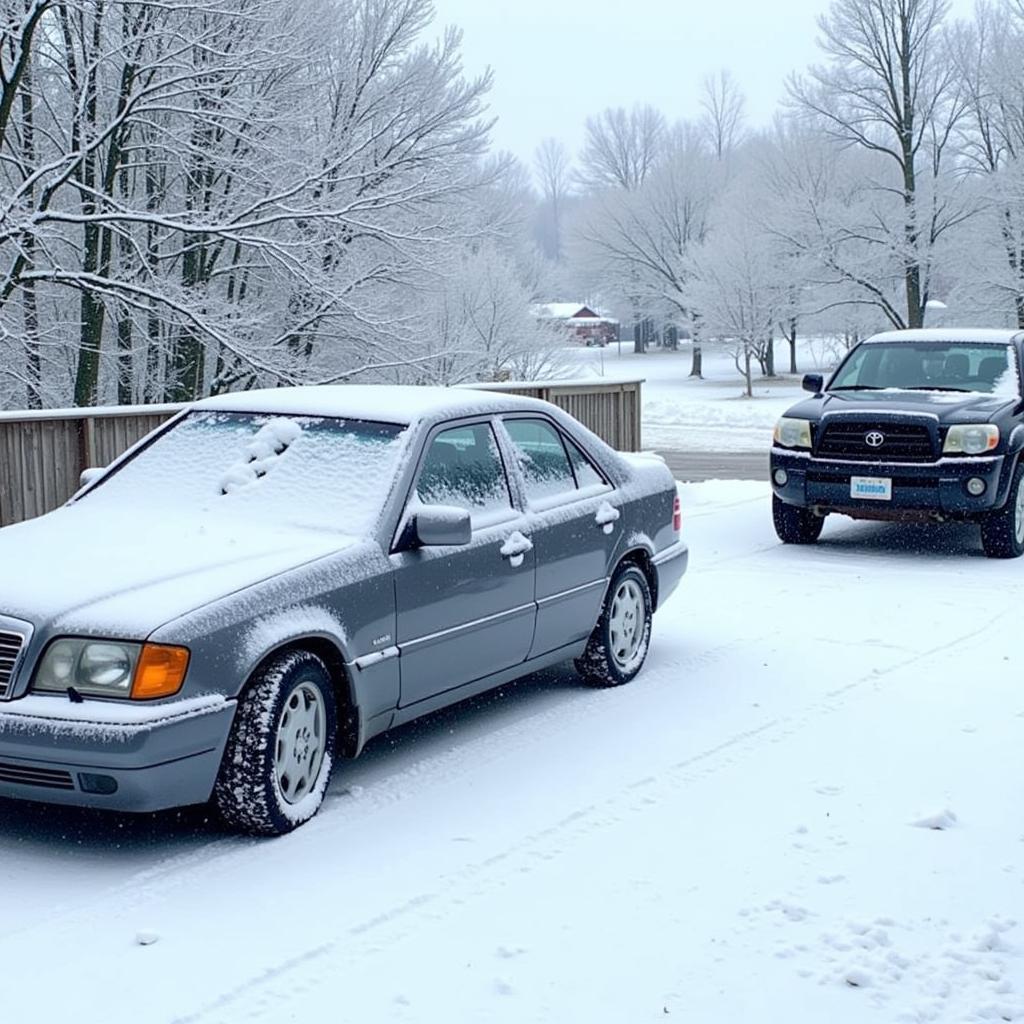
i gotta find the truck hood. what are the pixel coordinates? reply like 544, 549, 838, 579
786, 388, 1018, 423
0, 504, 357, 638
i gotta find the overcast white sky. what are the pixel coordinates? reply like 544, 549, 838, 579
430, 0, 977, 170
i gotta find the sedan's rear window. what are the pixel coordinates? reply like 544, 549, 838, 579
83, 411, 408, 534
831, 342, 1020, 396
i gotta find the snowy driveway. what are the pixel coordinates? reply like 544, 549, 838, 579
2, 481, 1022, 1023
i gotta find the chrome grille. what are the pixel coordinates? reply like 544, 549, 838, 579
0, 630, 26, 698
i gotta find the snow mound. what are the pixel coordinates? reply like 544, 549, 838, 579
220, 417, 302, 494
910, 808, 958, 830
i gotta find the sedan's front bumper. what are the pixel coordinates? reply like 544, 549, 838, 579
0, 694, 235, 812
770, 447, 1012, 519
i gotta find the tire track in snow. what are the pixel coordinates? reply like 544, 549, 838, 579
168, 608, 1015, 1024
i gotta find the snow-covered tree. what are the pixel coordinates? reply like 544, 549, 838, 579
787, 0, 969, 329
688, 180, 788, 396
700, 70, 746, 159
571, 122, 717, 366
0, 0, 506, 409
577, 104, 665, 193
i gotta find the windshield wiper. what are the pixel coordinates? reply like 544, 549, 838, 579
829, 385, 883, 391
901, 385, 972, 393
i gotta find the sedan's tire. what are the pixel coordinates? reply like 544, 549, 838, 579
981, 463, 1024, 559
214, 650, 337, 836
575, 563, 653, 688
772, 495, 824, 544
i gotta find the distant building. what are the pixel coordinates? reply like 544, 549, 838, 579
530, 302, 620, 347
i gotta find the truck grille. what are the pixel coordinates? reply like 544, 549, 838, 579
0, 630, 26, 699
0, 761, 74, 790
816, 421, 935, 462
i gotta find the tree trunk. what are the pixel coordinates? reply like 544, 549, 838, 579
743, 344, 752, 397
689, 344, 702, 377
143, 145, 163, 401
116, 308, 133, 404
764, 332, 775, 376
787, 318, 797, 374
19, 42, 41, 409
899, 12, 923, 330
22, 269, 41, 409
115, 163, 134, 404
633, 319, 645, 355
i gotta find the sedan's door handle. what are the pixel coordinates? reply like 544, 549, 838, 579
500, 530, 533, 568
595, 500, 621, 535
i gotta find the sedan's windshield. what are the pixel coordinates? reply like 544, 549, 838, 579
830, 342, 1020, 396
83, 411, 408, 534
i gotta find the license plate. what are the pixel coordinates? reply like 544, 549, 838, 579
850, 476, 892, 501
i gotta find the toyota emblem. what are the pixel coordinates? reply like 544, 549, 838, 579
865, 430, 885, 448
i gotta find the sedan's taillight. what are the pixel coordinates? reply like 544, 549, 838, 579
673, 495, 681, 532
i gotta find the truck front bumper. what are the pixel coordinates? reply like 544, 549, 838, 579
770, 447, 1012, 519
0, 694, 235, 812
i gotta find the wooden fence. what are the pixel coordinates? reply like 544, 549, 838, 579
0, 378, 643, 527
469, 378, 643, 452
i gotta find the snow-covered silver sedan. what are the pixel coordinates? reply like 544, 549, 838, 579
0, 387, 686, 833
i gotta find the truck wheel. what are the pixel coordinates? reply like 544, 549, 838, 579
772, 495, 824, 544
981, 463, 1024, 559
575, 563, 652, 687
214, 650, 337, 836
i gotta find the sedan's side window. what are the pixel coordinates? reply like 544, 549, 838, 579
564, 434, 605, 488
416, 423, 512, 516
504, 418, 577, 501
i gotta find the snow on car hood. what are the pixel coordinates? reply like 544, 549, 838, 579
0, 504, 355, 637
787, 389, 1017, 422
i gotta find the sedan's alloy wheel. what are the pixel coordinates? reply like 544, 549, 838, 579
274, 683, 326, 805
608, 579, 645, 669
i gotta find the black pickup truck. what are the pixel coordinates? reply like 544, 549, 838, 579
770, 329, 1024, 558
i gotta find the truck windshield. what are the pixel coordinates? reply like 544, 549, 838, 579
81, 411, 409, 534
830, 342, 1020, 397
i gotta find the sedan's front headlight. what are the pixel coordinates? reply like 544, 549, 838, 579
943, 424, 1000, 455
773, 417, 813, 449
33, 639, 189, 699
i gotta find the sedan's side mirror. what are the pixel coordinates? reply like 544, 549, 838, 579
79, 466, 104, 488
412, 505, 472, 547
802, 373, 824, 394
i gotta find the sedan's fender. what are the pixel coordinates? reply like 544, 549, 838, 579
236, 607, 353, 684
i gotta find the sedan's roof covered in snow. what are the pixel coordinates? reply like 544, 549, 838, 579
865, 328, 1024, 345
195, 385, 549, 425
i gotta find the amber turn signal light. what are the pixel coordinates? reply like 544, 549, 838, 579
131, 644, 190, 700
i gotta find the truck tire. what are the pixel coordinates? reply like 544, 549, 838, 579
981, 463, 1024, 559
214, 649, 337, 836
772, 495, 824, 544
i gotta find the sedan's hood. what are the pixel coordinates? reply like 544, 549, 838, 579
786, 389, 1017, 423
0, 505, 357, 638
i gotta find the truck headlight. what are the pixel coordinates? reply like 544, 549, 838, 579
943, 424, 999, 455
33, 639, 189, 699
773, 417, 812, 449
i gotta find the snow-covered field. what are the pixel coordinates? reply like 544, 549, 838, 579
2, 481, 1021, 1024
564, 342, 824, 452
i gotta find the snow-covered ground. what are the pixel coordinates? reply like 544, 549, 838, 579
1, 481, 1021, 1024
563, 342, 827, 452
